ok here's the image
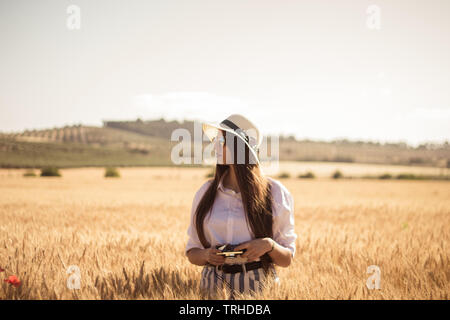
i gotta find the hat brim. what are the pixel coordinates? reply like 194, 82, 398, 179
202, 121, 261, 166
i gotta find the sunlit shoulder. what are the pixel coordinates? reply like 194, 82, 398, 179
266, 176, 290, 197
195, 179, 213, 198
266, 176, 292, 212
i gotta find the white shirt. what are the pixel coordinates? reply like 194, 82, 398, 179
185, 168, 297, 258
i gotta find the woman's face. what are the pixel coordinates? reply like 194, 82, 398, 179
215, 130, 232, 165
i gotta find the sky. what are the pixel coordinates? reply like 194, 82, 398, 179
0, 0, 449, 147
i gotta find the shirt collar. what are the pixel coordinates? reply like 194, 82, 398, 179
217, 167, 240, 196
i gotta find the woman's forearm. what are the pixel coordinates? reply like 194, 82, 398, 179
187, 241, 293, 268
264, 238, 293, 267
186, 248, 208, 266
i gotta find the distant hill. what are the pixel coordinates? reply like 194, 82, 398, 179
103, 118, 195, 140
0, 118, 449, 168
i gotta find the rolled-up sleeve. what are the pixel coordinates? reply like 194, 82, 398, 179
185, 182, 209, 254
272, 186, 297, 258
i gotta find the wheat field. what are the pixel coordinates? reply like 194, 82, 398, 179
0, 166, 449, 299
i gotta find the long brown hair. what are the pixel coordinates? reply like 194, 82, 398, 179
194, 133, 275, 275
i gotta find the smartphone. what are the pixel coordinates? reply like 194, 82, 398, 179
216, 251, 244, 256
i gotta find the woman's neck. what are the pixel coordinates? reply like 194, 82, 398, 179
223, 166, 240, 193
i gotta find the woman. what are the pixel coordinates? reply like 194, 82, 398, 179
185, 114, 297, 299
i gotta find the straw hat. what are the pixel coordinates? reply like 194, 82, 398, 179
202, 114, 262, 165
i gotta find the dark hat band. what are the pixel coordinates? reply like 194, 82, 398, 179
220, 119, 250, 144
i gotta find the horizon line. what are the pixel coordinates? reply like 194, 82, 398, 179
1, 116, 448, 149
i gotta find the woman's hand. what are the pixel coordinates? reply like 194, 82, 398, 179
234, 238, 272, 262
202, 248, 226, 266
